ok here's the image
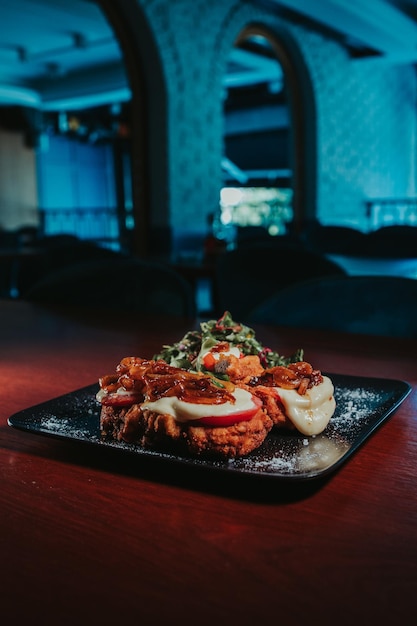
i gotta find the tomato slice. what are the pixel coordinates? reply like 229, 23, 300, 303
202, 352, 217, 371
189, 394, 263, 427
100, 392, 142, 407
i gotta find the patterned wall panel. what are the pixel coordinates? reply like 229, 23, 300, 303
288, 22, 417, 231
137, 0, 417, 254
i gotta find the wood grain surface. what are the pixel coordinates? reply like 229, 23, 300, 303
1, 300, 416, 626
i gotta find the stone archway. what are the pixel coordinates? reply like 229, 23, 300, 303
233, 22, 318, 235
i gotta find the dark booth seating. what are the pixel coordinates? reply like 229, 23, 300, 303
15, 236, 125, 298
359, 225, 417, 258
303, 224, 367, 255
212, 243, 346, 320
24, 257, 196, 318
247, 274, 417, 338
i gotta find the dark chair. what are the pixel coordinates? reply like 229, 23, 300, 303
212, 243, 346, 320
0, 256, 15, 297
16, 236, 125, 298
0, 229, 21, 296
304, 224, 366, 255
24, 257, 197, 318
0, 228, 19, 249
361, 225, 417, 258
247, 274, 417, 338
16, 225, 40, 248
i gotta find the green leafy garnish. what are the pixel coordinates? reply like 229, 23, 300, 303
153, 311, 303, 371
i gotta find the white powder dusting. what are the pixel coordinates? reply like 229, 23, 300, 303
331, 386, 383, 431
230, 385, 385, 476
30, 381, 395, 478
40, 414, 92, 439
238, 453, 298, 474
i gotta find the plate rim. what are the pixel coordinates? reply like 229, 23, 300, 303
7, 373, 412, 482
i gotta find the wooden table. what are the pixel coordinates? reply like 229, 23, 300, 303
1, 300, 416, 625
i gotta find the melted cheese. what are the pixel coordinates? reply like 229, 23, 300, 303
142, 387, 255, 422
276, 376, 336, 435
98, 373, 336, 436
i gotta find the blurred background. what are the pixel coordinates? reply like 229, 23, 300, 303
1, 0, 417, 316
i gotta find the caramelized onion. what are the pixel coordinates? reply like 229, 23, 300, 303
248, 361, 323, 395
100, 359, 236, 405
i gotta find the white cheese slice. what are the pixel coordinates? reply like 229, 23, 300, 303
142, 387, 255, 422
276, 376, 336, 435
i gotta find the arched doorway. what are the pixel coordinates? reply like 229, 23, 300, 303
220, 23, 317, 241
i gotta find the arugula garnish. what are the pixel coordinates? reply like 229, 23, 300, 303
153, 311, 303, 370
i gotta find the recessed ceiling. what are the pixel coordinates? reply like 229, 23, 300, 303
0, 0, 127, 109
0, 0, 416, 111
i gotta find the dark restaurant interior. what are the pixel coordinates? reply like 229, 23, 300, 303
1, 0, 417, 323
1, 3, 417, 626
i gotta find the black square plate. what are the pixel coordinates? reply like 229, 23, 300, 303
8, 373, 411, 481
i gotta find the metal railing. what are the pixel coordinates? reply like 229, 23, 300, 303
365, 198, 417, 230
